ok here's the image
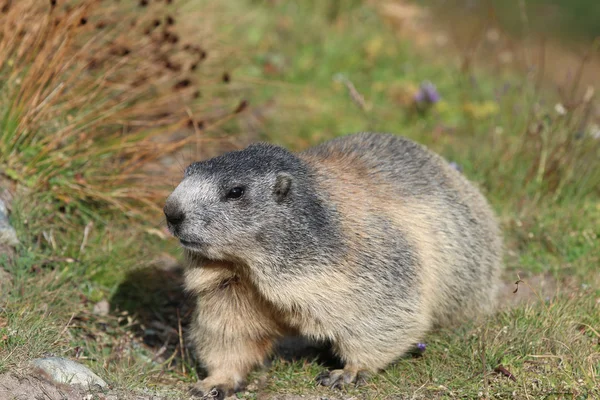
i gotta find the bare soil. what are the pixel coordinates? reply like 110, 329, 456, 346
0, 371, 179, 400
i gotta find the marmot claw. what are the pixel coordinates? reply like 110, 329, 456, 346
189, 385, 225, 400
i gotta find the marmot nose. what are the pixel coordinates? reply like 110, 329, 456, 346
164, 202, 185, 228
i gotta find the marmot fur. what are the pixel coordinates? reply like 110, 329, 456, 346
164, 132, 503, 397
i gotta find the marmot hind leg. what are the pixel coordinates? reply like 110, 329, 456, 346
185, 267, 286, 398
317, 329, 420, 390
316, 366, 371, 389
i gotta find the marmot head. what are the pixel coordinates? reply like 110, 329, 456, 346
164, 143, 310, 262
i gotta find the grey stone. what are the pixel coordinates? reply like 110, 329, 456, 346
0, 199, 18, 247
30, 357, 108, 389
0, 268, 12, 292
93, 300, 110, 316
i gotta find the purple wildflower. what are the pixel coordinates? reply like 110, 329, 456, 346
414, 81, 440, 105
417, 342, 427, 352
449, 161, 462, 173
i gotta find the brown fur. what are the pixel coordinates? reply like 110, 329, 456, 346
166, 133, 503, 396
184, 262, 291, 395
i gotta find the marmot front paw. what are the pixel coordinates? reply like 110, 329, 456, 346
189, 384, 227, 400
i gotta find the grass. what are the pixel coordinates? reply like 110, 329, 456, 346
410, 0, 600, 43
1, 0, 599, 399
0, 0, 243, 225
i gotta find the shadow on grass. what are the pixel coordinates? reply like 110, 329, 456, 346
110, 263, 193, 349
110, 263, 343, 374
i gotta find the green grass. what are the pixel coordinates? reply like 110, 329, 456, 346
0, 205, 194, 397
1, 0, 599, 399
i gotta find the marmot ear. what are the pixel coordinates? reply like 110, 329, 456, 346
273, 173, 292, 202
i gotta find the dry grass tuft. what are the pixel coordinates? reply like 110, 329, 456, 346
0, 0, 244, 225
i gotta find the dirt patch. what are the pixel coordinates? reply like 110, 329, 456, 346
0, 372, 87, 400
0, 371, 176, 400
0, 370, 353, 400
261, 396, 354, 400
498, 271, 576, 310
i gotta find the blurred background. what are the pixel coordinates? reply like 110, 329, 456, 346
0, 1, 598, 399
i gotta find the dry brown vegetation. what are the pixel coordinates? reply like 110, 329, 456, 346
0, 0, 245, 224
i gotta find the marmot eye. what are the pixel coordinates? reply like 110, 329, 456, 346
226, 186, 244, 200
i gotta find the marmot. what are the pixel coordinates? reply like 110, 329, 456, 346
164, 132, 503, 398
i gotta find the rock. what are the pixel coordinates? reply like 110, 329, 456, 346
0, 199, 18, 247
0, 267, 12, 292
93, 300, 110, 316
30, 357, 108, 390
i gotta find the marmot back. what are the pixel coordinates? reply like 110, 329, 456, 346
164, 132, 503, 397
300, 132, 503, 327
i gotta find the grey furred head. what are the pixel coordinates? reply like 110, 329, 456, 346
164, 143, 341, 268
